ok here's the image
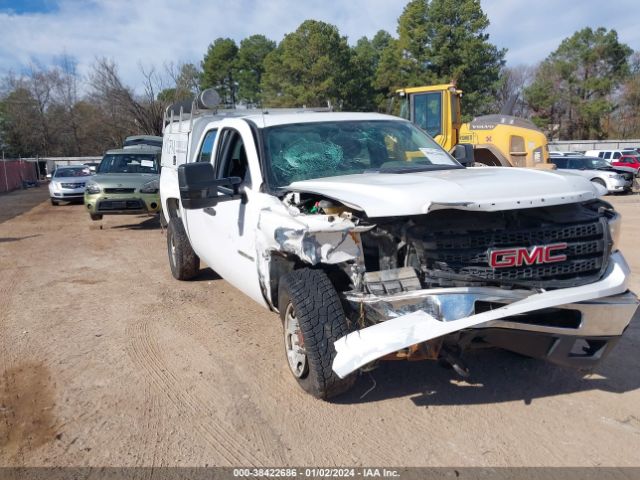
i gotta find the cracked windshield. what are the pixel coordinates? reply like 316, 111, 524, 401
264, 120, 460, 187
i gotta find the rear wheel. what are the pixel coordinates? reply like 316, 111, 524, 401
167, 217, 199, 280
278, 268, 356, 400
90, 213, 102, 221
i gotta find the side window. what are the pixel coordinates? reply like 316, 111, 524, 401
197, 129, 217, 163
613, 151, 621, 159
567, 159, 582, 169
553, 158, 567, 168
215, 129, 251, 185
412, 92, 442, 138
598, 152, 605, 158
603, 152, 611, 160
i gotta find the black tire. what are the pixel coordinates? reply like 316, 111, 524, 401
159, 211, 168, 228
167, 217, 199, 280
278, 268, 356, 400
90, 213, 102, 221
50, 198, 59, 206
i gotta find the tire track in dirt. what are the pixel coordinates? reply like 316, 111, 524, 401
154, 284, 303, 458
134, 380, 169, 472
124, 248, 284, 465
140, 277, 444, 465
0, 267, 25, 381
126, 315, 272, 466
166, 310, 290, 464
161, 287, 403, 465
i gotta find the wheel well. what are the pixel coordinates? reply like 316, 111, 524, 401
268, 254, 352, 311
165, 198, 180, 218
472, 145, 512, 167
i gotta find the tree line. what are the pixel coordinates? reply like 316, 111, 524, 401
1, 0, 638, 158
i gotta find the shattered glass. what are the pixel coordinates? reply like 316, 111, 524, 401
263, 120, 459, 187
272, 137, 345, 184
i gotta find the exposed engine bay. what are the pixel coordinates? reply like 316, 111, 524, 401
282, 191, 616, 294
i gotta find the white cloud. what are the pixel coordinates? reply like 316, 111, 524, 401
0, 0, 638, 90
482, 0, 640, 64
0, 0, 404, 89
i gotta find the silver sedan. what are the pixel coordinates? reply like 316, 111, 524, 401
48, 166, 93, 205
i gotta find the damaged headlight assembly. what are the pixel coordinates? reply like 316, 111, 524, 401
609, 212, 622, 251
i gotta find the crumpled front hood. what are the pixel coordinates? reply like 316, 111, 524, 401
288, 167, 602, 218
91, 173, 158, 189
608, 166, 636, 175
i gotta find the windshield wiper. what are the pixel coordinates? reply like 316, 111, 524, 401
378, 164, 464, 174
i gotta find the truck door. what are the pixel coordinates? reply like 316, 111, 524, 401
184, 121, 266, 307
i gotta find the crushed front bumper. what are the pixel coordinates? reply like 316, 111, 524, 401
333, 251, 638, 377
607, 177, 632, 193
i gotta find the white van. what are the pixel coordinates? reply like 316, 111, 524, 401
585, 149, 627, 161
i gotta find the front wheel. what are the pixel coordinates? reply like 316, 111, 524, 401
278, 269, 356, 400
50, 198, 59, 206
167, 217, 199, 280
158, 211, 168, 228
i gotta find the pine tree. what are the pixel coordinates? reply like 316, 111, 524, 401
261, 20, 352, 108
201, 38, 239, 106
375, 0, 505, 117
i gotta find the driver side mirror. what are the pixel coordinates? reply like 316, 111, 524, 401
178, 162, 242, 209
453, 143, 474, 166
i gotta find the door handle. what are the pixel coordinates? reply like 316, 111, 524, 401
204, 207, 216, 216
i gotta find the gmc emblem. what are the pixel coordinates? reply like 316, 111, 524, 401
488, 243, 568, 269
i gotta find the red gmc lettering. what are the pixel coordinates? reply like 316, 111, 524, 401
543, 243, 568, 263
517, 246, 544, 266
489, 243, 567, 269
489, 248, 517, 268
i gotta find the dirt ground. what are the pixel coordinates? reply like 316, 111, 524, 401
0, 186, 639, 468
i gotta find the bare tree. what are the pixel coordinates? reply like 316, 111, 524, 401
494, 65, 536, 117
138, 64, 167, 135
89, 58, 164, 137
0, 78, 44, 157
28, 65, 62, 154
54, 55, 82, 155
165, 61, 200, 99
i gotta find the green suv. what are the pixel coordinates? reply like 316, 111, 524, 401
85, 145, 161, 221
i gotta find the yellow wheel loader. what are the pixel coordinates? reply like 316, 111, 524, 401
396, 84, 553, 169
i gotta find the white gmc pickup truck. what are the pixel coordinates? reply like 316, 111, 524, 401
160, 93, 638, 400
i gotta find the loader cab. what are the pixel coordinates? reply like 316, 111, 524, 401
397, 84, 553, 170
396, 84, 463, 152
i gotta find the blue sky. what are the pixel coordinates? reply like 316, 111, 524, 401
0, 0, 57, 14
0, 0, 639, 90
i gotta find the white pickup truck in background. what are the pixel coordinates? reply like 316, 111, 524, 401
159, 91, 638, 400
